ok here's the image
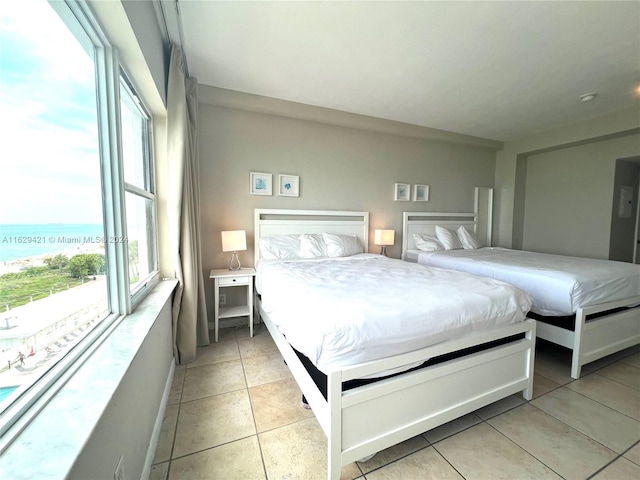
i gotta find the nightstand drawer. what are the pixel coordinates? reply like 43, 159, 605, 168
218, 276, 250, 287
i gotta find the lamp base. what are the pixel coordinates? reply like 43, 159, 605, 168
228, 252, 241, 270
380, 246, 388, 256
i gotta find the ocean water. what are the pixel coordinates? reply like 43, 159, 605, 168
0, 224, 104, 262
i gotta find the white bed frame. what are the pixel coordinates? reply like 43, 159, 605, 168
402, 211, 640, 379
254, 209, 536, 480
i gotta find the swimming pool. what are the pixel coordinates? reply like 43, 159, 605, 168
0, 385, 18, 403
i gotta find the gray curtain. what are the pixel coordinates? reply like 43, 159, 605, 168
167, 46, 209, 364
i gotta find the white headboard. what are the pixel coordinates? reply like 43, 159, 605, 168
254, 209, 369, 266
402, 212, 477, 261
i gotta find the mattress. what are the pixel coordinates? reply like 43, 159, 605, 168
411, 247, 640, 316
256, 254, 532, 373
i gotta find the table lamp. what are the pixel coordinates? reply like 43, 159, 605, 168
221, 230, 247, 270
374, 229, 395, 256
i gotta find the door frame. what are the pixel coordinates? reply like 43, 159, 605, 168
634, 171, 640, 264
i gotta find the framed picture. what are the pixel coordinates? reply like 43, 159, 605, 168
394, 183, 410, 201
278, 174, 300, 197
250, 172, 272, 195
414, 184, 430, 202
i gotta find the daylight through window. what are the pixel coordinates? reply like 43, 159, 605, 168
120, 76, 158, 296
0, 0, 158, 436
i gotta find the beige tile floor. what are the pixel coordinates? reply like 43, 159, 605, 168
150, 324, 640, 480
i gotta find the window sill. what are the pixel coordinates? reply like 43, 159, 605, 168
0, 280, 177, 479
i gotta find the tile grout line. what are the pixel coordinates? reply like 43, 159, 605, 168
429, 443, 468, 480
527, 371, 640, 478
483, 416, 567, 479
158, 331, 638, 479
561, 380, 640, 423
527, 393, 638, 457
165, 365, 187, 478
591, 366, 640, 392
585, 439, 640, 480
239, 336, 270, 480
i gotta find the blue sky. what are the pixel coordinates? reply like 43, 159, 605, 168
0, 0, 103, 225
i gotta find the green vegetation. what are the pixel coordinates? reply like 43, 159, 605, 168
129, 240, 139, 277
0, 253, 105, 310
128, 240, 140, 285
44, 253, 69, 271
67, 253, 105, 279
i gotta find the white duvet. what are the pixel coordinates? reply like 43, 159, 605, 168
413, 247, 640, 316
256, 254, 531, 373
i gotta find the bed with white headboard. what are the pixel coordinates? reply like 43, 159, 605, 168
402, 211, 640, 379
254, 208, 535, 480
254, 208, 370, 258
402, 212, 478, 260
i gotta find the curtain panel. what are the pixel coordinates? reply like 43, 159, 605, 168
167, 47, 209, 364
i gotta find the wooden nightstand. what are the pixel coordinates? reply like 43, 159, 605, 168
209, 267, 256, 342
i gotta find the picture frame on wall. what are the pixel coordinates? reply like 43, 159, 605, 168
250, 172, 272, 195
278, 174, 300, 197
394, 183, 410, 201
414, 184, 430, 202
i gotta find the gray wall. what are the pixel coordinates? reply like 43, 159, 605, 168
68, 297, 174, 480
610, 158, 640, 262
494, 107, 640, 249
521, 134, 639, 259
198, 89, 498, 319
121, 0, 168, 107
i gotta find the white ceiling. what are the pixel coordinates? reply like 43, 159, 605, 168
173, 0, 640, 142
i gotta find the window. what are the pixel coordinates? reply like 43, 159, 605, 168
120, 75, 158, 297
0, 0, 158, 440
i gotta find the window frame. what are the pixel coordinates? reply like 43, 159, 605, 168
119, 71, 160, 307
0, 0, 160, 448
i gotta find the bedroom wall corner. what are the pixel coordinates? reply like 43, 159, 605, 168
494, 149, 516, 249
521, 136, 638, 258
494, 107, 640, 254
610, 158, 640, 262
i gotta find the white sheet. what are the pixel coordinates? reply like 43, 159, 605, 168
414, 247, 640, 316
256, 254, 532, 373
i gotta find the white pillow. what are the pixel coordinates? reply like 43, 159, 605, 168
413, 233, 444, 252
457, 226, 482, 249
435, 226, 463, 250
258, 234, 301, 259
322, 233, 363, 257
299, 233, 328, 258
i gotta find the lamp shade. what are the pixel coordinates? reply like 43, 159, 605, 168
374, 229, 395, 246
221, 230, 247, 252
